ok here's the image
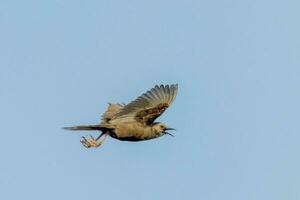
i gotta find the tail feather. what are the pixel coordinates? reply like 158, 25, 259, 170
63, 125, 108, 131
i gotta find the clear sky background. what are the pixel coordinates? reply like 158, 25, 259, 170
0, 0, 299, 200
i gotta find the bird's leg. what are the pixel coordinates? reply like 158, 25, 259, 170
80, 132, 108, 148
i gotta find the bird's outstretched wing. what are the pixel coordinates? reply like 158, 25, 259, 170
101, 103, 124, 123
113, 84, 178, 125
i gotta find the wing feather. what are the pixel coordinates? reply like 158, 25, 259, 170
160, 85, 167, 102
165, 85, 171, 103
153, 86, 162, 101
170, 84, 177, 103
113, 84, 178, 125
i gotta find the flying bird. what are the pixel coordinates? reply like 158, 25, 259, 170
64, 84, 178, 148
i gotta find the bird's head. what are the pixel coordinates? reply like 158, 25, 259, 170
152, 122, 176, 137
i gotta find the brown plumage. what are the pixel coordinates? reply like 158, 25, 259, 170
64, 84, 178, 148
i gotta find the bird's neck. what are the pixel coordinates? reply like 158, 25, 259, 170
136, 126, 158, 140
150, 126, 162, 138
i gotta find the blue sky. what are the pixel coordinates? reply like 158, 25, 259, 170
0, 0, 299, 199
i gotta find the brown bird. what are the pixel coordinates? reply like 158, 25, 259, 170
64, 84, 178, 148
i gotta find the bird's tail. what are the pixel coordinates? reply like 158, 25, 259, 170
63, 125, 108, 132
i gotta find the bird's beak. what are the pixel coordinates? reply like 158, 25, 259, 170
164, 127, 176, 137
164, 132, 174, 137
165, 127, 176, 131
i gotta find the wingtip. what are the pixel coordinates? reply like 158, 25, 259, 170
166, 83, 178, 88
153, 84, 178, 89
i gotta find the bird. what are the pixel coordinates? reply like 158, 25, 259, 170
64, 84, 178, 148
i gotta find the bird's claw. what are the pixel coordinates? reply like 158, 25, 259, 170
80, 135, 101, 148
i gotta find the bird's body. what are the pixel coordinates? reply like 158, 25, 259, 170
64, 84, 178, 148
110, 121, 156, 141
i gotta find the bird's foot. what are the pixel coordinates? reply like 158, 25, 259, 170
80, 135, 102, 148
